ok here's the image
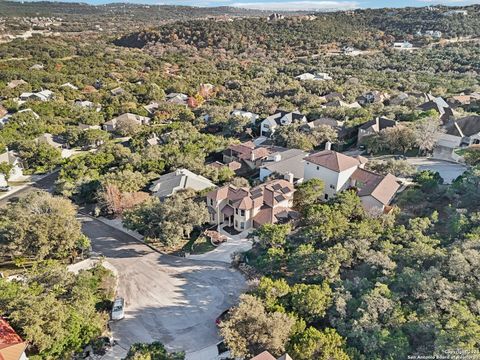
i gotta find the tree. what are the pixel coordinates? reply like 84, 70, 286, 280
294, 179, 324, 210
365, 159, 416, 177
288, 327, 350, 360
101, 170, 149, 193
254, 223, 291, 249
97, 184, 149, 216
413, 170, 443, 192
124, 342, 185, 360
0, 191, 89, 261
0, 262, 114, 359
116, 117, 142, 136
220, 294, 295, 358
18, 142, 62, 173
413, 118, 443, 154
382, 126, 416, 154
0, 162, 13, 179
290, 283, 333, 322
123, 191, 209, 246
462, 147, 480, 166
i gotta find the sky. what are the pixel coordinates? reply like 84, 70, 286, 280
23, 0, 480, 10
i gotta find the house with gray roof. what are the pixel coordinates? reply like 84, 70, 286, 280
357, 117, 398, 144
150, 169, 216, 199
260, 111, 307, 137
259, 148, 308, 183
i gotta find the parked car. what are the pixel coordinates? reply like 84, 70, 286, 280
111, 297, 125, 320
0, 186, 11, 192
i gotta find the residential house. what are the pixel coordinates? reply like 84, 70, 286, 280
250, 351, 293, 360
150, 169, 216, 199
144, 101, 160, 115
305, 117, 344, 130
230, 110, 259, 125
393, 41, 413, 49
74, 100, 101, 112
356, 91, 388, 106
19, 90, 53, 102
259, 148, 308, 182
0, 317, 28, 360
223, 141, 275, 170
320, 92, 344, 102
110, 87, 126, 96
447, 93, 480, 109
417, 95, 454, 124
206, 178, 295, 231
1, 109, 40, 126
388, 92, 410, 106
321, 99, 361, 109
60, 82, 78, 90
103, 113, 150, 132
267, 13, 285, 21
0, 150, 24, 185
303, 147, 400, 212
444, 10, 467, 16
432, 133, 464, 162
445, 115, 480, 146
166, 93, 189, 106
34, 133, 73, 158
357, 117, 398, 144
295, 72, 332, 81
6, 79, 27, 89
0, 106, 7, 119
29, 63, 44, 70
209, 160, 242, 172
78, 123, 101, 131
260, 111, 307, 137
425, 30, 442, 38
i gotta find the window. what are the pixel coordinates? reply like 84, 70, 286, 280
240, 222, 245, 229
264, 124, 269, 129
324, 194, 329, 200
235, 220, 238, 228
317, 166, 320, 170
210, 198, 214, 206
240, 209, 245, 216
235, 208, 239, 215
329, 184, 335, 189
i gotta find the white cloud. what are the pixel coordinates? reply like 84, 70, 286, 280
231, 0, 359, 11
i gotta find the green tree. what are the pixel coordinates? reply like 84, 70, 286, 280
125, 342, 185, 360
290, 283, 333, 322
220, 294, 295, 358
294, 178, 324, 211
288, 327, 350, 360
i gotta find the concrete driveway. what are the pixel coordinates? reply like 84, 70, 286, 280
406, 158, 467, 184
80, 215, 246, 358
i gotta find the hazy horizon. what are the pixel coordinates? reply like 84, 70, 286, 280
12, 0, 480, 11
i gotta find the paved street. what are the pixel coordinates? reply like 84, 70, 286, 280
80, 215, 246, 356
406, 158, 467, 184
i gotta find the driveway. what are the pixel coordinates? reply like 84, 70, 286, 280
188, 228, 253, 263
80, 215, 246, 358
406, 158, 467, 184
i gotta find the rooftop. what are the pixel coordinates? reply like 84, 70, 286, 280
304, 150, 362, 172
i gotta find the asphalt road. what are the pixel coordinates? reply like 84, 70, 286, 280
406, 158, 467, 184
81, 215, 246, 354
0, 172, 247, 357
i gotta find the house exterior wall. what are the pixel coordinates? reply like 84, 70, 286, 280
259, 167, 272, 181
304, 162, 357, 199
261, 120, 276, 137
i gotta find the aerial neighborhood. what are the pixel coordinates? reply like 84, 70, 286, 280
0, 2, 479, 360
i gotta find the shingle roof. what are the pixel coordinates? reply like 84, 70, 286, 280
304, 150, 360, 172
447, 115, 480, 137
250, 351, 276, 360
351, 168, 400, 205
150, 169, 215, 198
0, 317, 27, 360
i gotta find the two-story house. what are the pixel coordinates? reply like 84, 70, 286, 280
260, 111, 307, 137
303, 147, 400, 212
206, 179, 295, 232
357, 117, 398, 144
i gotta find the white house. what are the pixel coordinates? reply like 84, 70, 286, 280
230, 110, 259, 124
295, 72, 332, 81
61, 82, 78, 90
103, 113, 150, 132
303, 146, 400, 212
260, 111, 307, 137
19, 90, 53, 102
0, 150, 24, 185
393, 41, 413, 49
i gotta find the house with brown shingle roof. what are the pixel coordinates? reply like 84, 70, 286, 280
223, 141, 275, 170
303, 147, 400, 212
206, 179, 296, 232
0, 317, 28, 360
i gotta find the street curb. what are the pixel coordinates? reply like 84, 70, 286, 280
78, 211, 166, 256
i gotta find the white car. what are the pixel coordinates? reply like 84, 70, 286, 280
111, 298, 125, 320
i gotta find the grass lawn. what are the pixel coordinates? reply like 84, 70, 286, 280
189, 236, 216, 254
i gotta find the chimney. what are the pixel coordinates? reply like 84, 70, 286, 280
250, 150, 255, 161
325, 141, 332, 151
284, 172, 294, 184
